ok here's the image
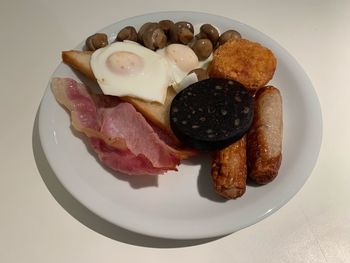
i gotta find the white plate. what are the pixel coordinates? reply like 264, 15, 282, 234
39, 11, 322, 239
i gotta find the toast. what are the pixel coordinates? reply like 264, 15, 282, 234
62, 50, 95, 80
61, 50, 177, 140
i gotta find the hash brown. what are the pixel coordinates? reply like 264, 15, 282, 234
208, 38, 276, 91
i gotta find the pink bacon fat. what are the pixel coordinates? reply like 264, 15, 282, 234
51, 78, 127, 149
51, 77, 192, 174
90, 138, 170, 175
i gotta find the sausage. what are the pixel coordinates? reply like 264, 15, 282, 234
211, 136, 247, 199
247, 86, 283, 184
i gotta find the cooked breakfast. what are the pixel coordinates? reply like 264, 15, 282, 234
53, 19, 283, 199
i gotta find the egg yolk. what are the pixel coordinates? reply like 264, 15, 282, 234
165, 44, 199, 73
106, 51, 144, 75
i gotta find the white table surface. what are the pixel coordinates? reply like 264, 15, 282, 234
1, 0, 349, 262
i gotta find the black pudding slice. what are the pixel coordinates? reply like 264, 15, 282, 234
170, 78, 254, 150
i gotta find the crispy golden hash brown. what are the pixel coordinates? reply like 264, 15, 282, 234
208, 39, 276, 90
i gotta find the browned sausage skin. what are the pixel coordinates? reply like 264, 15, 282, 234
247, 86, 283, 184
211, 136, 247, 199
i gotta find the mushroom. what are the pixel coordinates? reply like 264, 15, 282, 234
191, 38, 213, 60
116, 26, 138, 42
159, 19, 175, 35
137, 22, 153, 43
198, 24, 219, 46
141, 23, 167, 50
85, 33, 108, 51
218, 30, 242, 46
174, 21, 194, 33
188, 68, 209, 81
177, 27, 194, 44
168, 21, 194, 44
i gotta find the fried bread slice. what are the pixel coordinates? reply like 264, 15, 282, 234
62, 50, 95, 80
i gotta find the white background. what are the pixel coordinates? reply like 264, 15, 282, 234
1, 0, 349, 262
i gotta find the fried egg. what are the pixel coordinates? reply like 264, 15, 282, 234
91, 41, 212, 103
157, 44, 198, 85
91, 41, 170, 104
157, 43, 213, 92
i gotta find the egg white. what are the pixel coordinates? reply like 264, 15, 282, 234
91, 41, 170, 104
157, 43, 213, 92
156, 44, 199, 87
